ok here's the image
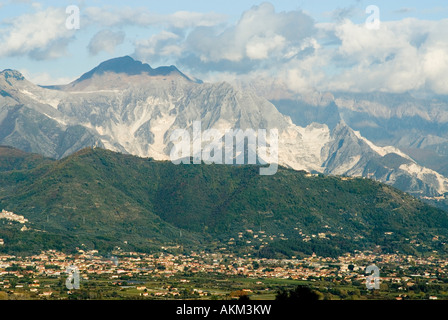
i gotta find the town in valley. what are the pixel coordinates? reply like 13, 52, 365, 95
1, 247, 447, 300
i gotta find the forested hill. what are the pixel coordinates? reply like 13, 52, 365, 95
1, 146, 448, 258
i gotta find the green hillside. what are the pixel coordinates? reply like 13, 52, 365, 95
0, 145, 53, 172
1, 146, 448, 258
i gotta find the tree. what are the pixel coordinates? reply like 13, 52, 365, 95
239, 295, 251, 301
275, 285, 319, 301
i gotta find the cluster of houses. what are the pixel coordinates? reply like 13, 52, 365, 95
0, 247, 446, 300
0, 209, 28, 224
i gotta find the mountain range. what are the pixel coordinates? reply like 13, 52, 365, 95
1, 56, 448, 200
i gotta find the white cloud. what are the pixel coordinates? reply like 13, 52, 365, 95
133, 2, 316, 79
169, 11, 228, 29
88, 29, 125, 55
3, 2, 448, 96
84, 6, 227, 29
169, 9, 448, 96
132, 2, 448, 95
20, 69, 75, 85
245, 34, 285, 60
0, 4, 226, 61
184, 3, 315, 63
315, 18, 448, 94
134, 31, 183, 64
0, 6, 75, 60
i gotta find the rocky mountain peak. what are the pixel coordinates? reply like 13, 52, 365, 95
0, 69, 25, 84
74, 56, 194, 84
77, 56, 152, 81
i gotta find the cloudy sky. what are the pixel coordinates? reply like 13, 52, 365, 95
0, 0, 447, 95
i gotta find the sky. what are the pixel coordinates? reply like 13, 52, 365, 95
0, 0, 448, 95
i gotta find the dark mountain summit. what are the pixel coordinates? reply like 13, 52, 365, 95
40, 56, 199, 90
75, 55, 195, 83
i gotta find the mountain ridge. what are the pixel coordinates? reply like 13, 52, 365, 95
270, 90, 448, 178
1, 56, 448, 199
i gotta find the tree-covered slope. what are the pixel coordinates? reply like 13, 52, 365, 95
1, 146, 448, 257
